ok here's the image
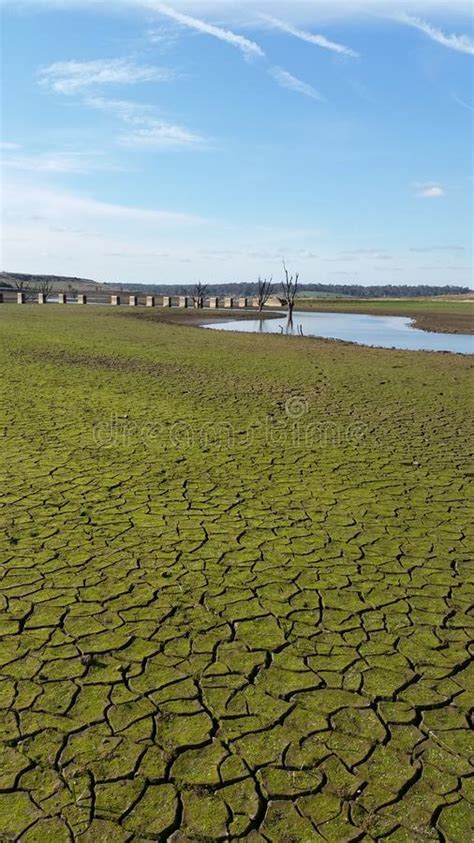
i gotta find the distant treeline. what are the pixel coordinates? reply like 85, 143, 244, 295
1, 272, 470, 298
117, 282, 471, 298
299, 283, 471, 298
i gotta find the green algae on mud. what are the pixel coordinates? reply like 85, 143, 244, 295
0, 305, 473, 841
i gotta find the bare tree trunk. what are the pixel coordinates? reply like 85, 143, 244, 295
187, 283, 208, 309
257, 276, 273, 312
36, 280, 54, 301
281, 260, 299, 321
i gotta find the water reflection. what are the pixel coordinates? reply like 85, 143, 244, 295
204, 311, 473, 354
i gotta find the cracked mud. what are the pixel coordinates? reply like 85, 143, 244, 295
0, 306, 473, 842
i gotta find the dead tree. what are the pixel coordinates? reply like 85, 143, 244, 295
36, 279, 54, 301
256, 276, 273, 312
281, 260, 299, 321
187, 282, 208, 309
13, 277, 32, 300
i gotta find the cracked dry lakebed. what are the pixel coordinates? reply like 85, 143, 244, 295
0, 305, 473, 842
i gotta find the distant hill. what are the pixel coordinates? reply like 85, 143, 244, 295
1, 272, 470, 299
0, 272, 109, 291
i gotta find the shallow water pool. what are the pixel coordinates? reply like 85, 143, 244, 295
204, 311, 473, 354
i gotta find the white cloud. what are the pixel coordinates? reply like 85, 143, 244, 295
396, 14, 474, 55
259, 13, 358, 58
0, 141, 21, 150
269, 66, 323, 101
414, 182, 446, 198
144, 1, 265, 58
38, 58, 173, 94
118, 122, 207, 148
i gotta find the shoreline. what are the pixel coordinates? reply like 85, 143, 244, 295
127, 304, 473, 338
292, 300, 473, 335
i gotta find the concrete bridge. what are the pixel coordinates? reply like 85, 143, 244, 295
8, 292, 284, 309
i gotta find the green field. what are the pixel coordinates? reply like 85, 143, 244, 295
1, 306, 473, 842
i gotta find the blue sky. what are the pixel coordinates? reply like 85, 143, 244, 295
1, 0, 473, 286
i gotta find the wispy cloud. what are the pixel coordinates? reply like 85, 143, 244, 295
268, 66, 323, 101
146, 24, 180, 49
259, 13, 358, 58
452, 93, 474, 111
70, 193, 202, 224
414, 182, 446, 198
118, 123, 207, 149
396, 14, 474, 55
38, 58, 173, 94
147, 1, 265, 58
84, 95, 208, 149
84, 96, 157, 123
1, 150, 125, 174
4, 178, 207, 226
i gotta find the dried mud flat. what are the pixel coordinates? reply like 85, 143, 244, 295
0, 306, 473, 842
